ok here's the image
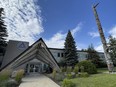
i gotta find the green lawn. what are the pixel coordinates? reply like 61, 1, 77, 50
70, 68, 116, 87
97, 68, 109, 73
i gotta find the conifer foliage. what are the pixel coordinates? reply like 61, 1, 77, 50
87, 44, 102, 67
64, 30, 78, 66
0, 8, 8, 55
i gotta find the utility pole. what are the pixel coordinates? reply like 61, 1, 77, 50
92, 3, 114, 72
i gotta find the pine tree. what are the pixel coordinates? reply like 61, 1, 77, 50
0, 8, 8, 55
64, 30, 78, 67
109, 35, 116, 65
87, 44, 102, 67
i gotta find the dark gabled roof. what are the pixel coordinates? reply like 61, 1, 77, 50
0, 38, 60, 72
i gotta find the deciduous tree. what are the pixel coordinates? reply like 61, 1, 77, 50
109, 35, 116, 65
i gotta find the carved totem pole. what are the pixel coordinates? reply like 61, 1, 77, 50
92, 3, 114, 72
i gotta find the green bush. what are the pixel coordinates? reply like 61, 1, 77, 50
52, 69, 56, 79
61, 67, 67, 72
0, 81, 7, 87
6, 80, 18, 87
79, 72, 89, 77
15, 69, 24, 83
76, 74, 79, 78
66, 67, 72, 74
80, 66, 84, 73
66, 74, 73, 79
73, 66, 79, 74
55, 73, 65, 81
62, 79, 76, 87
78, 60, 97, 74
0, 70, 11, 82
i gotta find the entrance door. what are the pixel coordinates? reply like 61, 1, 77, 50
29, 64, 42, 73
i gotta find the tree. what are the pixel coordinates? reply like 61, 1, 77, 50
109, 35, 116, 65
0, 8, 8, 55
64, 30, 78, 67
87, 44, 102, 67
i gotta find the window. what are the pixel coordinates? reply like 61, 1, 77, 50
61, 53, 64, 57
58, 53, 60, 57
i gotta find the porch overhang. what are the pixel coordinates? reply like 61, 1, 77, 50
0, 38, 60, 72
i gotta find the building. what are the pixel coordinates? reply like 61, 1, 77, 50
0, 38, 60, 74
0, 38, 105, 74
49, 48, 105, 63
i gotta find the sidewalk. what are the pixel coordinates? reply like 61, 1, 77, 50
19, 74, 60, 87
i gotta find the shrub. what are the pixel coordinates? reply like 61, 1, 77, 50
71, 72, 76, 78
79, 72, 89, 77
62, 79, 76, 87
15, 69, 24, 83
78, 60, 97, 74
0, 70, 11, 82
0, 81, 7, 87
55, 73, 65, 81
76, 74, 79, 78
61, 67, 67, 72
66, 74, 73, 79
6, 80, 18, 87
66, 67, 72, 74
80, 66, 84, 73
52, 69, 56, 79
73, 66, 79, 74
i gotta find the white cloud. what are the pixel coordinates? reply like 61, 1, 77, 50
45, 32, 66, 48
71, 22, 82, 36
0, 0, 44, 45
45, 23, 83, 48
95, 44, 103, 52
109, 25, 116, 38
88, 31, 99, 38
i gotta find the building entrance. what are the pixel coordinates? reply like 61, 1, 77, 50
27, 63, 42, 73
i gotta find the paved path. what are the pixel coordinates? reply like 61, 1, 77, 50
19, 74, 60, 87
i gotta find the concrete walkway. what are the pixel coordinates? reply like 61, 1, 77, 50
19, 74, 60, 87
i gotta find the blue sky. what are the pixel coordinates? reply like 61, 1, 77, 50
35, 0, 116, 51
0, 0, 116, 52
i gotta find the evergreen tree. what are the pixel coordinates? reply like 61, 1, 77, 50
109, 35, 116, 65
64, 30, 78, 67
87, 44, 102, 67
0, 8, 8, 55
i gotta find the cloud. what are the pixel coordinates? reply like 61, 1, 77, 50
109, 25, 116, 38
88, 31, 99, 38
95, 44, 103, 52
71, 22, 82, 36
0, 0, 44, 45
45, 23, 83, 48
45, 32, 66, 48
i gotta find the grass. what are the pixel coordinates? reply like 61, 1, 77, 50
69, 68, 116, 87
97, 67, 108, 73
71, 74, 116, 87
